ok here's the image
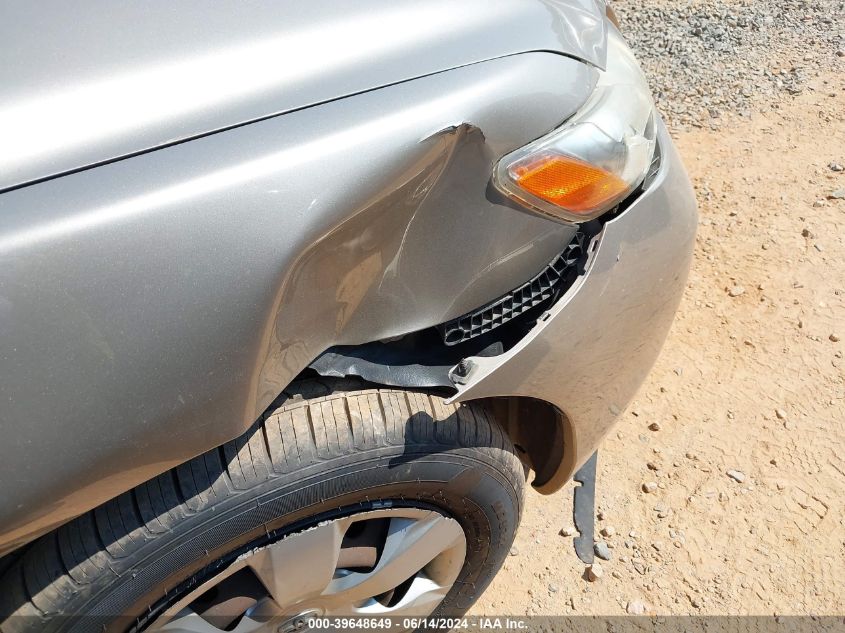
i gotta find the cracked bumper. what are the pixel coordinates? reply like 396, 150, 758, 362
450, 120, 697, 492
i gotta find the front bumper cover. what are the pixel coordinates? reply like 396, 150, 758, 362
449, 120, 697, 492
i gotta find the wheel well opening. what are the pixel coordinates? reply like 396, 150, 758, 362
476, 396, 569, 493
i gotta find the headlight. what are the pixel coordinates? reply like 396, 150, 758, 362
494, 28, 657, 222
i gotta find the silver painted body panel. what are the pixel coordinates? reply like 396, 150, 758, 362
0, 0, 697, 557
452, 121, 698, 490
0, 0, 605, 192
0, 53, 595, 552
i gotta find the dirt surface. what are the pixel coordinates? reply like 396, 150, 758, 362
471, 68, 845, 616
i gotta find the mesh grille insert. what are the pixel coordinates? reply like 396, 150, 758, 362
437, 231, 587, 346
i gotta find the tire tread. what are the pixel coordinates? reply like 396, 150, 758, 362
0, 379, 522, 628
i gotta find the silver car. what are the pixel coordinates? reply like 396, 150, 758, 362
0, 1, 696, 630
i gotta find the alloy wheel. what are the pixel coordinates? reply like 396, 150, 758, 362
147, 508, 467, 632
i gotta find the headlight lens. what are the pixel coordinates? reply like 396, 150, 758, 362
494, 28, 657, 222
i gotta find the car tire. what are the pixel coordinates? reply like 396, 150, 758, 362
0, 379, 525, 633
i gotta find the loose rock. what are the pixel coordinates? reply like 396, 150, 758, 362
642, 481, 658, 493
727, 469, 747, 483
626, 600, 648, 615
586, 563, 604, 582
594, 541, 612, 561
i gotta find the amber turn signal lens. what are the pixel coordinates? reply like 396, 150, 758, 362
509, 153, 630, 215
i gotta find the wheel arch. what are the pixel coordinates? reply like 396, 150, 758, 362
462, 396, 572, 495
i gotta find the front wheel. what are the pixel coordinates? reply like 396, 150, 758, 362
0, 380, 526, 633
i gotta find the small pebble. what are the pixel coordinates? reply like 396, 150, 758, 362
831, 334, 841, 343
648, 422, 662, 431
727, 469, 747, 483
728, 285, 745, 297
642, 481, 658, 493
626, 600, 647, 615
560, 526, 577, 537
586, 563, 604, 582
594, 541, 612, 561
775, 409, 787, 420
600, 526, 616, 537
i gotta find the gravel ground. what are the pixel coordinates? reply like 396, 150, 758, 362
615, 0, 845, 129
472, 0, 845, 618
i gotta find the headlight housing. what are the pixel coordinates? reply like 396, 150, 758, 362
493, 28, 657, 223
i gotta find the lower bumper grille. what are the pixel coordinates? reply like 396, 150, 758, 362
437, 231, 586, 346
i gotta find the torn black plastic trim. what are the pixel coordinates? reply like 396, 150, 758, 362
307, 332, 504, 391
573, 451, 598, 564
